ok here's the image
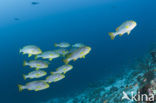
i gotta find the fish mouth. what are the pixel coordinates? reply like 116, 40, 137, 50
86, 47, 91, 51
131, 21, 137, 25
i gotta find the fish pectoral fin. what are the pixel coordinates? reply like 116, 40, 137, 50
80, 52, 84, 55
37, 86, 41, 88
28, 54, 32, 57
35, 89, 39, 91
55, 78, 58, 81
127, 31, 131, 35
36, 73, 40, 76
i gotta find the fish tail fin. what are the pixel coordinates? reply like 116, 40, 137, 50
54, 43, 57, 47
23, 61, 27, 66
108, 32, 116, 40
35, 55, 38, 59
50, 72, 55, 75
63, 59, 69, 64
19, 49, 22, 53
28, 54, 32, 57
23, 74, 26, 80
18, 85, 23, 92
36, 68, 40, 70
49, 58, 53, 61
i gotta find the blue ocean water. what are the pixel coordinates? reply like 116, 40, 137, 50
0, 0, 156, 103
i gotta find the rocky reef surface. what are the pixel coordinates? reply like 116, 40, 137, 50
43, 48, 156, 103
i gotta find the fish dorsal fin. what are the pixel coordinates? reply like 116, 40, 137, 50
116, 27, 119, 31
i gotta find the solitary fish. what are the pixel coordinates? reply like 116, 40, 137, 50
18, 80, 49, 92
31, 2, 39, 5
23, 70, 47, 80
24, 60, 49, 70
109, 20, 137, 40
20, 45, 42, 57
63, 46, 91, 64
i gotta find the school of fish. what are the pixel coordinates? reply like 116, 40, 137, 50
18, 43, 91, 92
18, 20, 137, 92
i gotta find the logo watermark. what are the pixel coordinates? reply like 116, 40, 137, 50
122, 91, 155, 102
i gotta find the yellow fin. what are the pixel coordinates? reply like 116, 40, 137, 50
37, 86, 41, 88
36, 68, 40, 70
23, 74, 26, 80
28, 54, 32, 57
23, 61, 27, 66
62, 51, 66, 54
54, 43, 57, 47
49, 58, 53, 61
127, 31, 131, 35
35, 56, 38, 59
116, 27, 119, 31
36, 73, 40, 76
35, 89, 39, 91
108, 32, 115, 40
50, 72, 54, 74
80, 52, 84, 55
18, 85, 23, 92
63, 59, 69, 64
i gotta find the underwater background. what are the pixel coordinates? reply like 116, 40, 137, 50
0, 0, 156, 103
